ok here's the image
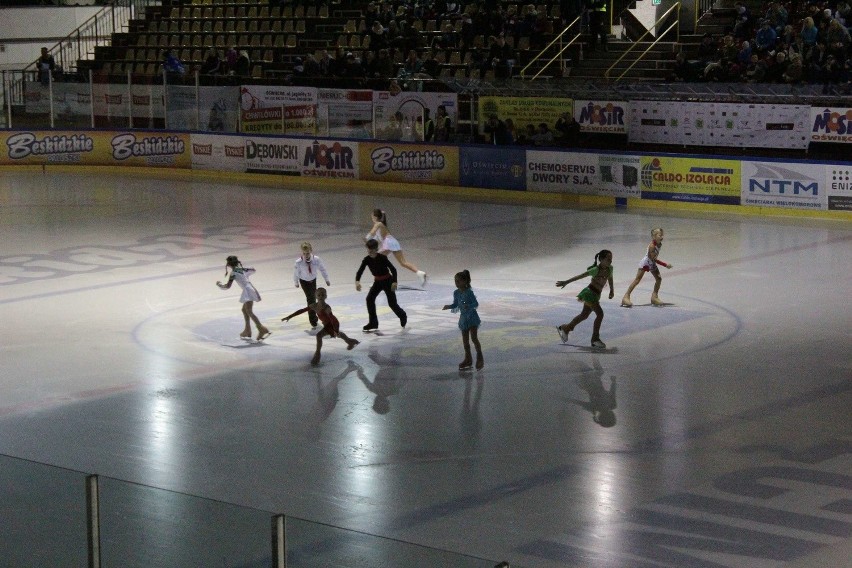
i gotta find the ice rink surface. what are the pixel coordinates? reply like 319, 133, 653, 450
0, 168, 850, 567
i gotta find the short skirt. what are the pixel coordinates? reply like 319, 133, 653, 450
458, 309, 481, 331
322, 314, 341, 337
240, 285, 261, 303
577, 287, 600, 306
381, 235, 402, 252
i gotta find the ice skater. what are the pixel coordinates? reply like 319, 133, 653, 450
216, 255, 271, 341
365, 208, 428, 287
621, 227, 673, 307
442, 269, 484, 370
293, 241, 331, 330
556, 249, 614, 349
356, 239, 408, 331
281, 287, 359, 365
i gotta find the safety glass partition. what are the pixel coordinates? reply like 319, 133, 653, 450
97, 476, 273, 568
0, 454, 89, 567
284, 516, 499, 568
16, 70, 52, 129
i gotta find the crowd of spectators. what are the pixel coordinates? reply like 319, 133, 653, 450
671, 1, 851, 91
284, 0, 564, 82
482, 111, 582, 145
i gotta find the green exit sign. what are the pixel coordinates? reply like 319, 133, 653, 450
652, 0, 661, 4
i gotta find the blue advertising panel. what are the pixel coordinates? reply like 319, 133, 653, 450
460, 146, 526, 191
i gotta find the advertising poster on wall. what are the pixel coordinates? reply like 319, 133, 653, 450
574, 100, 628, 134
478, 97, 570, 135
527, 151, 641, 197
460, 147, 526, 191
165, 85, 198, 130
1, 130, 97, 165
190, 133, 246, 172
317, 89, 374, 138
297, 138, 359, 179
90, 84, 165, 121
239, 85, 318, 134
372, 91, 458, 141
1, 130, 188, 168
358, 142, 458, 185
809, 107, 852, 144
105, 131, 191, 168
741, 160, 827, 210
630, 102, 809, 149
640, 156, 740, 204
198, 86, 240, 133
244, 136, 301, 175
826, 164, 852, 211
49, 83, 92, 120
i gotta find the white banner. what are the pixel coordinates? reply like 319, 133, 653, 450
244, 136, 301, 174
239, 85, 317, 134
372, 91, 458, 141
296, 138, 359, 179
190, 133, 246, 171
527, 151, 641, 197
741, 160, 827, 210
317, 89, 374, 138
826, 163, 852, 211
809, 107, 852, 144
574, 100, 628, 134
630, 101, 810, 149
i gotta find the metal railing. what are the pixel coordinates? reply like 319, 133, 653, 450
693, 0, 717, 32
519, 15, 584, 80
605, 1, 681, 81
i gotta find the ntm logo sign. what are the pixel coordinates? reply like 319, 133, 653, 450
747, 163, 819, 197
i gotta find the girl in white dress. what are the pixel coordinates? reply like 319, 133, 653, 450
216, 255, 271, 340
365, 209, 428, 287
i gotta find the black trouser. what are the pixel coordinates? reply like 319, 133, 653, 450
588, 10, 607, 49
366, 279, 406, 327
299, 278, 318, 326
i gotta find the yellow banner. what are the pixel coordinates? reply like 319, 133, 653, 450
640, 156, 741, 205
0, 131, 191, 169
478, 97, 573, 134
359, 142, 459, 185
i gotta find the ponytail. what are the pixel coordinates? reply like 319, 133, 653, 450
588, 249, 612, 270
372, 208, 388, 227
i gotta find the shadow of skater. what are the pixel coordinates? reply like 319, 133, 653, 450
569, 357, 617, 427
355, 350, 400, 414
313, 360, 359, 424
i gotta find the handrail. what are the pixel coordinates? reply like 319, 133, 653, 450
604, 1, 681, 81
520, 15, 583, 80
693, 0, 716, 33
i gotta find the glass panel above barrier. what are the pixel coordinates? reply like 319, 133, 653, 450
284, 516, 502, 567
0, 454, 88, 567
98, 476, 273, 568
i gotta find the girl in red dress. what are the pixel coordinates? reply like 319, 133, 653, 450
281, 287, 359, 365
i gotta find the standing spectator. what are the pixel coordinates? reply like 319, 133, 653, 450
484, 114, 511, 144
37, 47, 55, 86
555, 111, 580, 143
585, 0, 608, 51
826, 19, 851, 61
531, 122, 554, 146
732, 2, 753, 40
800, 17, 818, 57
434, 105, 452, 141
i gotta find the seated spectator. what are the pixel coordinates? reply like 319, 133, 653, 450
743, 53, 768, 82
516, 123, 536, 145
737, 40, 752, 67
234, 50, 250, 77
799, 17, 818, 57
200, 48, 222, 75
696, 34, 719, 66
670, 51, 701, 81
398, 49, 423, 78
302, 53, 321, 76
224, 46, 238, 74
825, 19, 851, 61
421, 49, 440, 77
161, 49, 186, 80
754, 20, 777, 55
822, 54, 843, 92
782, 53, 804, 83
484, 114, 512, 144
764, 51, 789, 82
369, 21, 389, 53
372, 48, 395, 78
531, 122, 554, 146
434, 22, 460, 51
764, 1, 788, 35
318, 49, 334, 76
732, 2, 753, 39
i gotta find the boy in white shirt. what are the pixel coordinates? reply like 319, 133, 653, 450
294, 242, 330, 329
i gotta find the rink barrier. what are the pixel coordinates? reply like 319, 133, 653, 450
0, 130, 849, 218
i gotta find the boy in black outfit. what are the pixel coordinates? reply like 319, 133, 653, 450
356, 239, 408, 330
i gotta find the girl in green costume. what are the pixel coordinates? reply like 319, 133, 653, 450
555, 250, 615, 349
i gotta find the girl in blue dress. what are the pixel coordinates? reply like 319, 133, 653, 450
443, 270, 484, 370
